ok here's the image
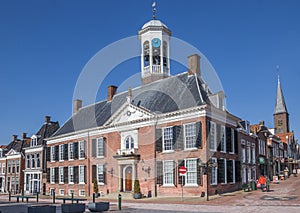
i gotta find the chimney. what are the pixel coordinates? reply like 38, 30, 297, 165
12, 135, 18, 141
107, 85, 118, 101
188, 54, 201, 76
73, 99, 82, 114
45, 116, 51, 123
259, 120, 265, 126
22, 133, 27, 139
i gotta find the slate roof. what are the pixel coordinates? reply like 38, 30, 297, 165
52, 73, 211, 137
5, 138, 30, 154
274, 76, 288, 114
36, 121, 60, 145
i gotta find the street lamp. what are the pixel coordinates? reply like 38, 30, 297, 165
199, 158, 218, 201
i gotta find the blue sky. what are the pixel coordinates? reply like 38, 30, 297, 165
0, 0, 299, 143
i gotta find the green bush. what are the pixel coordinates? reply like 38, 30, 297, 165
133, 179, 141, 194
93, 179, 99, 194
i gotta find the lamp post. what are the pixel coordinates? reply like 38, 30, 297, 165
199, 158, 218, 201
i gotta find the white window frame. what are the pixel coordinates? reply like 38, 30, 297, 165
68, 189, 75, 196
31, 136, 37, 147
68, 143, 74, 160
209, 122, 217, 151
59, 145, 64, 161
184, 123, 197, 150
79, 141, 85, 159
163, 127, 173, 152
220, 158, 227, 184
50, 168, 55, 184
185, 158, 197, 186
1, 163, 5, 174
36, 153, 40, 168
50, 146, 55, 162
96, 137, 104, 158
79, 165, 85, 184
247, 144, 251, 164
230, 128, 235, 153
68, 166, 74, 184
79, 190, 85, 197
242, 147, 246, 163
220, 125, 226, 152
252, 145, 256, 164
163, 160, 174, 186
97, 164, 105, 185
210, 158, 218, 185
59, 167, 64, 184
59, 189, 65, 196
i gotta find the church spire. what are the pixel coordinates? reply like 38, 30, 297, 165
274, 73, 288, 115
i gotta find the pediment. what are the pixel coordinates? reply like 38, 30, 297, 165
6, 149, 17, 156
105, 103, 154, 126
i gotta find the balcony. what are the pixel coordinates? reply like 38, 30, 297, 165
114, 148, 140, 160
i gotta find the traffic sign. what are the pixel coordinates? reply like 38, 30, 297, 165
179, 166, 187, 175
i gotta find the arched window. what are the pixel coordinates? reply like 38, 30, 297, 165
163, 41, 168, 67
143, 41, 150, 67
125, 136, 134, 150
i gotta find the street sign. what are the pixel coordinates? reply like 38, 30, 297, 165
179, 166, 187, 175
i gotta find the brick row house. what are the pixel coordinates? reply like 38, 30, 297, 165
0, 145, 7, 192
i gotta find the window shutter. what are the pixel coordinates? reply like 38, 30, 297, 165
83, 140, 86, 158
173, 162, 177, 187
74, 166, 79, 184
55, 167, 59, 183
84, 166, 87, 183
64, 144, 68, 160
74, 142, 79, 159
64, 167, 68, 183
46, 168, 50, 183
46, 147, 50, 161
235, 161, 241, 183
103, 165, 106, 184
226, 127, 232, 152
156, 161, 163, 185
197, 159, 202, 185
196, 122, 202, 148
173, 125, 183, 150
217, 159, 225, 183
103, 138, 106, 157
234, 130, 238, 154
206, 120, 211, 147
155, 129, 162, 152
55, 146, 59, 161
178, 160, 185, 185
217, 124, 221, 151
92, 139, 97, 157
92, 165, 97, 182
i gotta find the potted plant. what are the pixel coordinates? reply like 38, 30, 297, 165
93, 179, 99, 198
133, 179, 142, 199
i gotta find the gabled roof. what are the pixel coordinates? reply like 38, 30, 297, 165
5, 138, 29, 154
35, 121, 60, 145
274, 76, 288, 114
52, 73, 211, 137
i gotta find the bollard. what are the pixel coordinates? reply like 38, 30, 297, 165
52, 190, 55, 204
93, 193, 95, 203
71, 192, 74, 204
36, 192, 39, 203
22, 190, 24, 202
118, 194, 122, 210
9, 191, 11, 202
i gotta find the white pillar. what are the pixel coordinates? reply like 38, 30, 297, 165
118, 165, 121, 192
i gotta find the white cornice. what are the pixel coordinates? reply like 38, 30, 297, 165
24, 146, 43, 153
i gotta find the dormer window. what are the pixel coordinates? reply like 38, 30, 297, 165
31, 136, 37, 147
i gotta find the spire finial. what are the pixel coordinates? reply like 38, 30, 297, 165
152, 2, 157, 20
276, 65, 280, 84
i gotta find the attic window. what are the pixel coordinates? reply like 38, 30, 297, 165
31, 136, 37, 147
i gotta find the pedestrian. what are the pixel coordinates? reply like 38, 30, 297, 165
258, 175, 266, 192
265, 176, 270, 192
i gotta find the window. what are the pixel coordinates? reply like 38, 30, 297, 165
79, 141, 85, 159
36, 153, 40, 168
210, 158, 218, 185
59, 145, 64, 161
163, 161, 174, 185
31, 154, 35, 168
59, 167, 64, 184
163, 127, 173, 151
97, 138, 105, 157
12, 161, 15, 173
185, 159, 197, 185
50, 168, 55, 184
15, 177, 19, 191
241, 147, 246, 163
252, 145, 256, 164
230, 129, 235, 153
68, 166, 74, 184
184, 123, 196, 149
79, 165, 85, 184
59, 189, 65, 196
50, 188, 55, 196
259, 140, 266, 155
26, 155, 30, 169
16, 160, 19, 173
69, 143, 74, 160
31, 137, 37, 147
247, 144, 251, 163
220, 126, 226, 152
0, 149, 2, 157
79, 190, 85, 197
1, 163, 5, 174
97, 164, 105, 184
125, 136, 134, 150
50, 146, 55, 162
68, 189, 75, 196
247, 167, 251, 181
227, 160, 235, 183
143, 41, 150, 67
209, 122, 217, 151
7, 161, 11, 173
218, 159, 227, 184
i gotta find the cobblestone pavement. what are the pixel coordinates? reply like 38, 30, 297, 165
0, 176, 299, 212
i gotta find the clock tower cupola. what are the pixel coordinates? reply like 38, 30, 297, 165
138, 2, 172, 85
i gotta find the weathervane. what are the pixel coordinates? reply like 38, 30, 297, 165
152, 2, 157, 20
276, 65, 280, 82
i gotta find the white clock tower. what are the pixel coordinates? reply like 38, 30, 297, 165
138, 3, 172, 85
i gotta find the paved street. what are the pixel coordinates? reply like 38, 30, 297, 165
0, 175, 300, 212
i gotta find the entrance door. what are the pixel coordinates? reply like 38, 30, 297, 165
33, 181, 38, 194
125, 167, 132, 191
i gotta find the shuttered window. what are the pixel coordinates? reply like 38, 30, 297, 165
79, 165, 85, 183
79, 141, 85, 159
68, 143, 74, 160
97, 164, 106, 184
163, 161, 174, 186
210, 158, 218, 185
184, 123, 197, 149
68, 166, 74, 184
209, 122, 217, 151
163, 127, 173, 151
59, 167, 64, 184
50, 168, 55, 184
97, 137, 105, 157
185, 159, 197, 185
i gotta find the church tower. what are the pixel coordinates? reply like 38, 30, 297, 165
274, 75, 290, 134
138, 3, 172, 85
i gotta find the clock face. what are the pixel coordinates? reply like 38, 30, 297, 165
151, 38, 161, 48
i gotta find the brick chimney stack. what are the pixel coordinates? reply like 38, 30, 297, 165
12, 135, 18, 141
22, 133, 27, 139
107, 85, 118, 101
73, 99, 82, 114
188, 54, 201, 76
45, 116, 51, 123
